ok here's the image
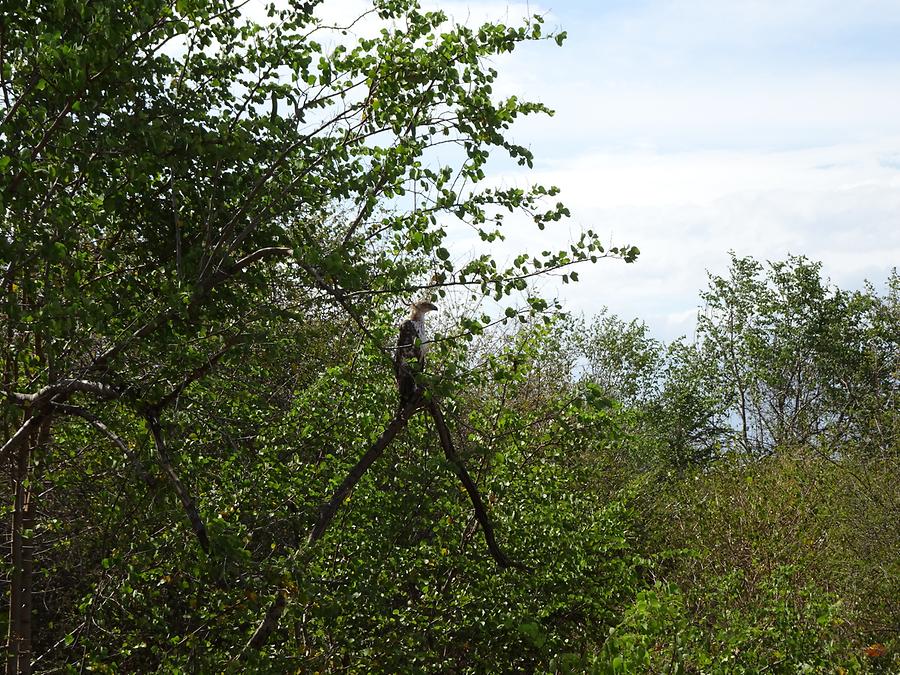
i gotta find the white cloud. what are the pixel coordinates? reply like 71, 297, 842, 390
528, 141, 900, 208
453, 140, 900, 341
227, 1, 900, 341
431, 0, 900, 340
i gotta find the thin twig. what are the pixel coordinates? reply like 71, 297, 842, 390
51, 403, 156, 487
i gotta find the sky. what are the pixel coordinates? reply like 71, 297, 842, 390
302, 1, 900, 340
396, 0, 900, 341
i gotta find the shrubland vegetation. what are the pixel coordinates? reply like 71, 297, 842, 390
1, 0, 898, 672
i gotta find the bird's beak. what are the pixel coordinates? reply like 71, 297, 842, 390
423, 302, 438, 311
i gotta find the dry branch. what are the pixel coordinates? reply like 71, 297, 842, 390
426, 400, 522, 570
147, 414, 210, 554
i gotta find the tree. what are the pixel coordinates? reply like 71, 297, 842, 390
568, 311, 664, 408
568, 313, 729, 470
697, 254, 899, 456
1, 1, 636, 670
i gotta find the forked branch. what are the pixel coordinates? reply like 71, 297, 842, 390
240, 392, 523, 658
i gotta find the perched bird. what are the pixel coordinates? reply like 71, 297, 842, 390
394, 301, 438, 406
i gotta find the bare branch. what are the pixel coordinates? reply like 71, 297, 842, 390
0, 414, 46, 465
308, 394, 424, 544
2, 380, 118, 463
147, 414, 210, 554
0, 72, 39, 127
206, 247, 293, 286
4, 379, 119, 407
296, 261, 384, 353
242, 392, 524, 657
52, 403, 156, 487
207, 109, 382, 280
91, 312, 172, 371
94, 248, 288, 370
0, 20, 8, 108
340, 254, 619, 301
240, 395, 423, 658
244, 590, 287, 652
427, 400, 525, 570
6, 14, 172, 196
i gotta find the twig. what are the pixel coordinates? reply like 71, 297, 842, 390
51, 403, 156, 487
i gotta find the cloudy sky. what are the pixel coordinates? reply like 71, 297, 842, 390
308, 1, 900, 339
406, 0, 900, 340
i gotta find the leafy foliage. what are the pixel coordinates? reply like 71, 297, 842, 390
1, 0, 898, 672
1, 0, 637, 670
698, 255, 899, 456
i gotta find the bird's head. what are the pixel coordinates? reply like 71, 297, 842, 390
410, 301, 438, 319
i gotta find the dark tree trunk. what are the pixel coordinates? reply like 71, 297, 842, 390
6, 441, 32, 675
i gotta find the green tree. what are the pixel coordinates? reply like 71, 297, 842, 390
1, 0, 637, 670
569, 311, 663, 407
568, 313, 729, 470
698, 254, 899, 456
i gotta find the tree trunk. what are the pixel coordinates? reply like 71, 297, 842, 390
18, 450, 34, 675
5, 413, 48, 675
6, 442, 31, 675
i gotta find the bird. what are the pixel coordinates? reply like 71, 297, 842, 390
394, 300, 438, 406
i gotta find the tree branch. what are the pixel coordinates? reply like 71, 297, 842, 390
4, 379, 119, 407
206, 247, 293, 286
240, 392, 525, 658
0, 72, 39, 128
308, 393, 424, 544
93, 248, 289, 370
52, 403, 156, 487
244, 589, 287, 652
147, 414, 210, 554
2, 380, 120, 463
153, 335, 244, 412
0, 414, 46, 465
240, 394, 424, 658
426, 400, 524, 570
295, 261, 384, 352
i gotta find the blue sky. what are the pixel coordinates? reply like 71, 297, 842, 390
311, 1, 900, 340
